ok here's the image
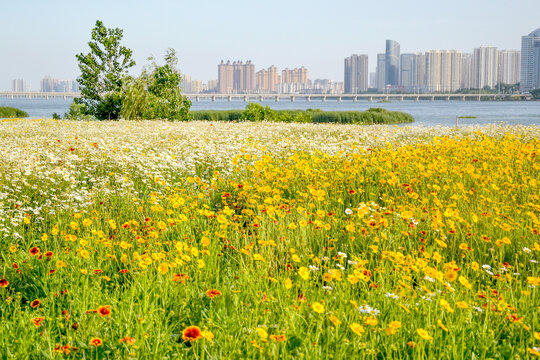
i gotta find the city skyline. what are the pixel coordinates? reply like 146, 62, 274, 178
1, 0, 539, 91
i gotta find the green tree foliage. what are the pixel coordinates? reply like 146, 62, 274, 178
75, 20, 135, 120
531, 88, 540, 99
122, 49, 192, 121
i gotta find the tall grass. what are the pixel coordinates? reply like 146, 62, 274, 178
0, 107, 28, 118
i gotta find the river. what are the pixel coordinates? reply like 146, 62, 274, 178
1, 97, 539, 127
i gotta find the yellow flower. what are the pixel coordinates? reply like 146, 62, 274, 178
201, 331, 214, 341
41, 233, 49, 241
456, 301, 469, 309
256, 328, 268, 339
157, 221, 167, 230
201, 237, 210, 247
440, 299, 454, 313
437, 320, 448, 332
157, 263, 169, 275
312, 302, 325, 314
79, 249, 90, 259
350, 323, 365, 336
298, 267, 309, 280
388, 321, 401, 329
527, 277, 540, 286
83, 219, 92, 226
365, 317, 378, 326
534, 332, 540, 341
253, 254, 264, 262
284, 278, 292, 289
56, 260, 66, 268
458, 276, 473, 290
328, 315, 341, 326
416, 328, 433, 341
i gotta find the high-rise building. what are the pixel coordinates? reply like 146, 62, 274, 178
520, 28, 540, 92
385, 40, 400, 87
218, 60, 234, 93
474, 46, 498, 89
344, 54, 368, 93
415, 53, 427, 92
498, 50, 521, 85
369, 72, 376, 89
268, 65, 279, 93
400, 54, 416, 91
40, 76, 57, 92
12, 79, 26, 92
218, 60, 254, 93
461, 54, 474, 90
376, 53, 385, 91
425, 50, 462, 92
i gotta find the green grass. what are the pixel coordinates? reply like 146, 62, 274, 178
0, 107, 28, 118
191, 104, 414, 125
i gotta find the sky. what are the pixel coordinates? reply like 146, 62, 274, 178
1, 0, 539, 91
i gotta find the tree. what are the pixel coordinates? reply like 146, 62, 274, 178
75, 20, 135, 120
531, 88, 540, 100
122, 49, 191, 120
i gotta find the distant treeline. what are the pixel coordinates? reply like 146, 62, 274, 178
192, 103, 414, 125
0, 107, 28, 118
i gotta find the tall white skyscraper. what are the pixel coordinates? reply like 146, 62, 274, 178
474, 46, 498, 89
498, 50, 521, 85
520, 28, 540, 92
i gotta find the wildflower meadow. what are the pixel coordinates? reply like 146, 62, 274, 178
0, 119, 538, 359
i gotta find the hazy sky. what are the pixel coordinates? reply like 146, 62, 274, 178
1, 0, 539, 91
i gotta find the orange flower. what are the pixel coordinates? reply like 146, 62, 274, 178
89, 338, 103, 347
182, 326, 203, 342
172, 273, 189, 283
30, 299, 40, 308
29, 247, 40, 256
269, 334, 287, 342
98, 306, 111, 317
0, 279, 8, 288
206, 289, 222, 298
32, 317, 45, 327
119, 336, 136, 345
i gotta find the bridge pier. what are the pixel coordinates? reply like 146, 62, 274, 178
306, 96, 310, 102
369, 96, 372, 102
400, 96, 403, 102
290, 96, 295, 102
462, 96, 465, 101
385, 96, 389, 101
353, 96, 357, 102
415, 96, 419, 102
338, 96, 342, 102
431, 96, 435, 102
322, 96, 326, 102
477, 95, 481, 102
243, 96, 248, 102
259, 96, 263, 102
227, 96, 232, 102
446, 96, 450, 101
196, 96, 199, 102
275, 96, 279, 102
211, 96, 215, 102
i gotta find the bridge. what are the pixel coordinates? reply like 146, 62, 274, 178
0, 91, 529, 102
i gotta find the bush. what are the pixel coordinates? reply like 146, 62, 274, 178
190, 104, 414, 125
0, 107, 28, 118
